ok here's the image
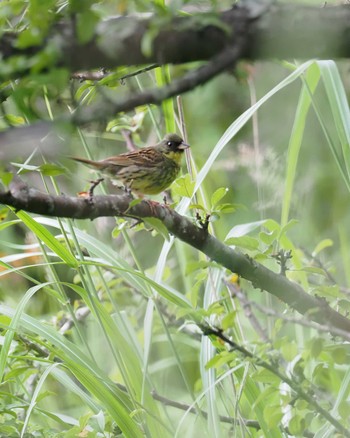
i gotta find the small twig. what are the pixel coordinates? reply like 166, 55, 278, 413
71, 69, 109, 81
272, 249, 292, 275
195, 212, 210, 231
17, 334, 50, 358
88, 177, 104, 199
71, 64, 159, 84
302, 246, 350, 297
151, 389, 260, 429
119, 64, 159, 84
72, 44, 246, 126
236, 295, 350, 342
225, 280, 269, 342
121, 129, 137, 152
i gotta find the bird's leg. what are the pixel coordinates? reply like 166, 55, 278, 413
163, 189, 173, 205
123, 180, 135, 199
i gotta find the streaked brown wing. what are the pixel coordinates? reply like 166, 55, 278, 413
104, 147, 163, 167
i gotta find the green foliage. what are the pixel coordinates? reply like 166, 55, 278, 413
0, 1, 350, 437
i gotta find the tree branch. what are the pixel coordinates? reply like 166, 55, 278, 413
1, 175, 350, 338
2, 4, 350, 76
71, 44, 245, 125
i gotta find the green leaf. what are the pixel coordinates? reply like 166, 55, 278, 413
205, 351, 236, 369
280, 218, 299, 236
281, 62, 320, 226
189, 203, 207, 211
312, 284, 340, 298
128, 198, 143, 208
263, 405, 283, 429
221, 311, 236, 330
339, 401, 350, 421
14, 211, 78, 268
16, 28, 43, 48
301, 266, 327, 276
281, 341, 298, 362
171, 173, 195, 198
210, 187, 229, 208
111, 220, 127, 238
312, 238, 333, 256
288, 414, 305, 436
0, 282, 54, 382
254, 369, 280, 384
214, 203, 236, 213
0, 304, 143, 438
143, 217, 169, 241
263, 219, 281, 232
259, 230, 278, 245
225, 219, 267, 240
310, 338, 324, 359
5, 114, 25, 125
10, 162, 39, 172
332, 347, 347, 364
39, 163, 66, 176
0, 171, 13, 186
225, 235, 260, 251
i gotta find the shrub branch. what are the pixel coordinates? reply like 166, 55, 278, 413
1, 175, 350, 338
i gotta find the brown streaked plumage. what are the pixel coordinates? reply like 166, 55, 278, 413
71, 133, 189, 195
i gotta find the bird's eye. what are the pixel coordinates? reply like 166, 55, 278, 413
167, 141, 174, 147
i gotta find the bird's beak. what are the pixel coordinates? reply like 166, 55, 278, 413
178, 141, 190, 150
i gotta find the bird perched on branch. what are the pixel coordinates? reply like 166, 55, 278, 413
71, 133, 189, 196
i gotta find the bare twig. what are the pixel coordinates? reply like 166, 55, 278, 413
151, 389, 260, 429
225, 280, 269, 342
119, 64, 159, 83
72, 44, 246, 126
232, 292, 350, 342
121, 129, 137, 152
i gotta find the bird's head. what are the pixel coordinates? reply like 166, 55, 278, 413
158, 133, 190, 163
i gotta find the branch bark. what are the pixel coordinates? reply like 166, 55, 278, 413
2, 4, 350, 75
1, 3, 349, 130
1, 175, 350, 337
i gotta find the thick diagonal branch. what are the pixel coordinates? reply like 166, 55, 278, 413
1, 176, 350, 337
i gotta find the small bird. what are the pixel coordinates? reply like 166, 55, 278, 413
71, 133, 189, 196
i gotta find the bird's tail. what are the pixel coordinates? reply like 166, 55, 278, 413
70, 156, 106, 170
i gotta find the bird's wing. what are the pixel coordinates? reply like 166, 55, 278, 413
105, 147, 163, 167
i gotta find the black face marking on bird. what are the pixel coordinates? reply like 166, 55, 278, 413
163, 133, 190, 152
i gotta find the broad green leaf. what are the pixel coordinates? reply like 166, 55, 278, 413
263, 405, 283, 430
39, 163, 66, 176
225, 219, 268, 240
0, 282, 53, 382
15, 211, 78, 268
144, 217, 170, 241
312, 238, 333, 256
225, 235, 260, 251
281, 62, 320, 226
0, 304, 143, 438
171, 173, 195, 198
210, 187, 228, 208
